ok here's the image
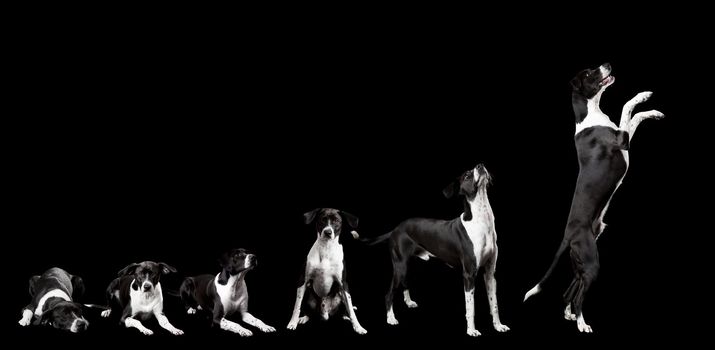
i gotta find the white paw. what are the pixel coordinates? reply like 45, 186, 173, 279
633, 91, 653, 104
298, 315, 310, 324
342, 315, 351, 321
287, 320, 299, 330
494, 323, 510, 332
101, 309, 111, 318
578, 323, 593, 333
260, 324, 276, 333
139, 328, 154, 336
353, 324, 367, 335
565, 313, 577, 321
466, 328, 482, 337
187, 308, 196, 315
237, 328, 253, 337
18, 318, 31, 326
650, 110, 665, 120
169, 328, 184, 335
405, 300, 418, 308
387, 315, 399, 325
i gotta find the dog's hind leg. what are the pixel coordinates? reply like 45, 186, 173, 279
568, 237, 600, 333
386, 237, 412, 325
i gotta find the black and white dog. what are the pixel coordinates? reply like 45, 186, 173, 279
101, 261, 184, 335
523, 63, 664, 333
179, 248, 275, 336
286, 208, 367, 334
355, 164, 510, 337
18, 267, 89, 333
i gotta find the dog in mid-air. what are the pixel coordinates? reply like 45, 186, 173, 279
523, 62, 664, 333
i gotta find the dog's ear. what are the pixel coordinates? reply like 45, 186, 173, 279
71, 276, 85, 301
443, 181, 458, 198
462, 197, 473, 221
340, 211, 359, 228
34, 307, 56, 326
217, 270, 230, 285
303, 208, 322, 225
158, 263, 177, 275
28, 275, 40, 297
570, 76, 582, 91
117, 263, 139, 277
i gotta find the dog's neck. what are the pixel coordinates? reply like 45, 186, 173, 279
463, 186, 491, 221
222, 272, 247, 298
573, 91, 609, 124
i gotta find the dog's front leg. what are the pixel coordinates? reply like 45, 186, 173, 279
483, 257, 510, 332
463, 273, 480, 337
125, 317, 153, 335
338, 282, 367, 335
620, 91, 652, 130
154, 311, 184, 335
18, 306, 33, 326
287, 283, 307, 330
628, 110, 665, 141
241, 311, 276, 333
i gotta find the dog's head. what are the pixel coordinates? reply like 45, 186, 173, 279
217, 248, 256, 285
303, 208, 359, 240
118, 261, 177, 293
34, 300, 88, 333
570, 62, 614, 99
443, 163, 492, 199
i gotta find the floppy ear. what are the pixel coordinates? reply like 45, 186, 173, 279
570, 76, 582, 91
443, 181, 457, 198
303, 208, 321, 224
71, 276, 85, 301
340, 211, 359, 228
158, 263, 177, 274
33, 306, 56, 326
117, 263, 139, 277
217, 270, 230, 285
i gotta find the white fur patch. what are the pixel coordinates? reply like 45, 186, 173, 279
387, 306, 399, 325
129, 281, 164, 316
19, 309, 33, 326
403, 289, 418, 308
35, 289, 71, 316
577, 312, 593, 333
220, 318, 252, 336
214, 273, 247, 316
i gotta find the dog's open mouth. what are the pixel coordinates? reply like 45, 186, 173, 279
599, 75, 613, 86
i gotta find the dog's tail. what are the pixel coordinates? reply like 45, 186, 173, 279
83, 303, 111, 311
351, 230, 393, 246
523, 239, 569, 302
164, 288, 181, 297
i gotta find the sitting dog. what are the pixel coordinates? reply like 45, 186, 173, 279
179, 248, 275, 336
18, 267, 89, 333
101, 261, 183, 335
523, 63, 664, 333
355, 164, 509, 337
286, 208, 367, 334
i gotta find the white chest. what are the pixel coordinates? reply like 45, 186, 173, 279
575, 112, 618, 135
462, 196, 497, 267
35, 289, 71, 316
214, 274, 247, 315
129, 282, 163, 315
306, 240, 344, 276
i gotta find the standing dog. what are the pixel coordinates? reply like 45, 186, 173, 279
355, 164, 510, 337
286, 208, 367, 334
18, 267, 89, 333
179, 248, 275, 336
101, 261, 183, 335
523, 63, 664, 333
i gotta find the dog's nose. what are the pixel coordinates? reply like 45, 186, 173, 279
76, 319, 88, 331
602, 62, 611, 70
143, 284, 151, 291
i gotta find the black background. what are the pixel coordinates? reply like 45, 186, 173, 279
7, 12, 700, 349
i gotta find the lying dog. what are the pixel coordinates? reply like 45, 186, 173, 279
18, 267, 89, 333
286, 208, 367, 334
101, 261, 183, 335
179, 248, 275, 336
355, 164, 509, 337
523, 63, 664, 333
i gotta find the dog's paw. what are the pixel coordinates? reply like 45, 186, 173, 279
287, 320, 299, 330
565, 313, 577, 321
237, 328, 253, 337
169, 328, 184, 335
187, 308, 196, 315
18, 318, 31, 326
139, 328, 154, 336
577, 319, 593, 333
632, 91, 653, 104
405, 300, 418, 308
466, 328, 482, 337
634, 110, 665, 121
494, 323, 510, 332
18, 310, 32, 326
260, 324, 276, 333
353, 324, 367, 335
387, 315, 399, 325
298, 315, 310, 325
101, 309, 111, 318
